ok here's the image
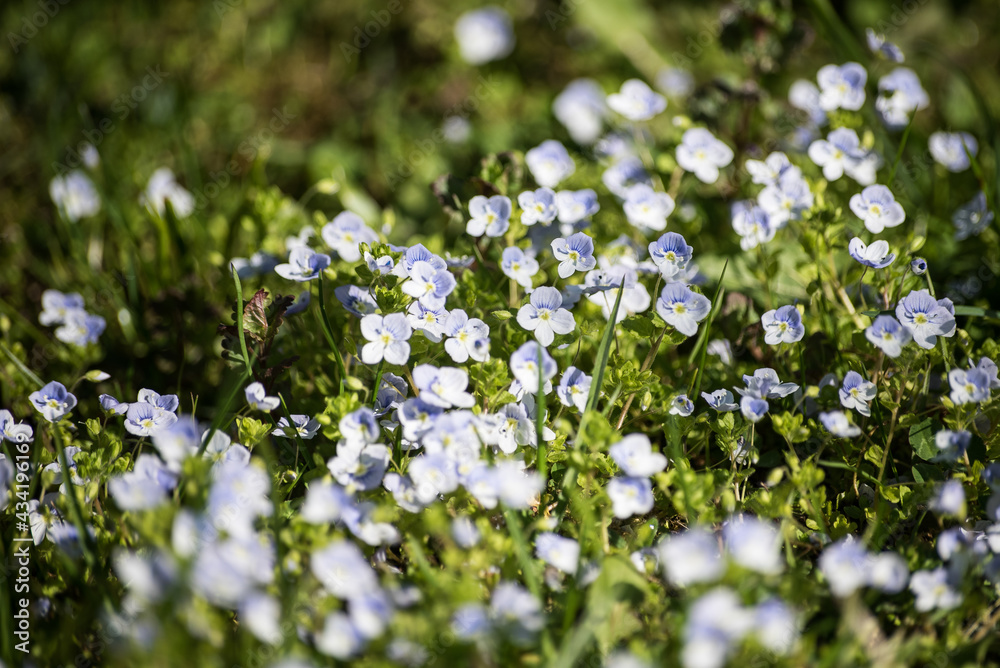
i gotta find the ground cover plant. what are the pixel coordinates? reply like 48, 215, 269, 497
2, 0, 1000, 666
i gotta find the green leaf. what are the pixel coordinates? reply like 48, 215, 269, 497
909, 417, 940, 461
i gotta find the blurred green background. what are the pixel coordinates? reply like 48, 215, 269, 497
1, 0, 998, 402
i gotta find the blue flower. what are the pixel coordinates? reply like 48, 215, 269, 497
273, 414, 321, 439
551, 232, 596, 279
740, 396, 769, 423
655, 283, 711, 337
454, 7, 515, 65
360, 313, 412, 365
761, 305, 805, 345
909, 257, 927, 275
819, 411, 861, 438
602, 156, 650, 197
731, 201, 775, 250
516, 287, 576, 347
466, 195, 512, 238
607, 476, 654, 518
245, 382, 280, 411
525, 140, 575, 188
839, 371, 876, 417
364, 250, 394, 276
895, 289, 956, 349
412, 365, 476, 409
701, 389, 738, 412
744, 152, 796, 186
757, 172, 814, 227
849, 185, 905, 234
0, 410, 33, 444
865, 315, 911, 357
39, 290, 85, 326
124, 402, 178, 437
876, 68, 928, 129
606, 79, 666, 122
500, 247, 539, 289
284, 290, 311, 316
648, 232, 693, 279
554, 189, 600, 224
929, 480, 965, 517
848, 237, 895, 269
553, 79, 607, 145
406, 301, 448, 342
518, 188, 558, 226
509, 341, 557, 395
49, 170, 101, 222
556, 366, 592, 412
817, 62, 867, 111
137, 389, 179, 413
443, 309, 491, 363
395, 243, 447, 278
535, 532, 580, 574
736, 368, 799, 400
29, 381, 77, 423
334, 285, 378, 316
866, 28, 904, 62
321, 212, 379, 263
275, 247, 331, 282
952, 192, 994, 241
54, 309, 106, 347
948, 367, 991, 404
669, 395, 694, 417
623, 184, 675, 231
675, 128, 734, 184
808, 128, 878, 185
929, 132, 977, 172
401, 261, 456, 309
789, 79, 827, 127
935, 429, 971, 461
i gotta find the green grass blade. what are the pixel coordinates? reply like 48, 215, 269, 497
585, 286, 624, 413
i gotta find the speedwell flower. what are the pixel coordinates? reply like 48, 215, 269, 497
525, 140, 575, 188
648, 232, 693, 279
500, 247, 539, 289
551, 232, 596, 278
245, 382, 280, 411
275, 247, 331, 282
675, 128, 734, 184
865, 315, 911, 357
761, 305, 804, 345
655, 283, 711, 337
516, 286, 575, 346
928, 132, 977, 172
816, 62, 867, 111
848, 238, 896, 269
895, 289, 956, 349
29, 381, 77, 423
849, 185, 905, 233
839, 371, 876, 416
466, 195, 512, 238
606, 79, 666, 122
360, 313, 412, 365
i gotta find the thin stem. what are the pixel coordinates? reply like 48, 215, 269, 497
316, 274, 347, 394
